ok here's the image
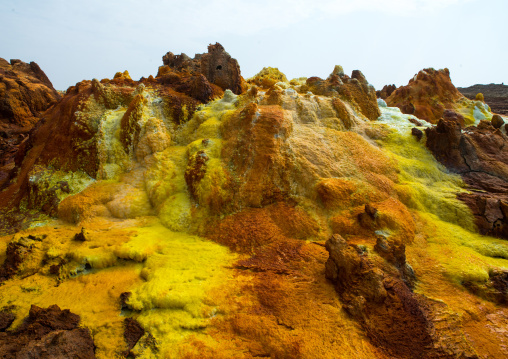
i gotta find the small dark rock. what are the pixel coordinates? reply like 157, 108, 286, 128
408, 118, 423, 126
0, 308, 15, 331
73, 227, 88, 242
123, 318, 145, 357
365, 204, 378, 219
120, 292, 133, 311
491, 114, 504, 129
411, 127, 423, 141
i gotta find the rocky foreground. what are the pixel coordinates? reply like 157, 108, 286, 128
0, 44, 507, 358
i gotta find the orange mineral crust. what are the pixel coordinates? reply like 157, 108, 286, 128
0, 44, 508, 358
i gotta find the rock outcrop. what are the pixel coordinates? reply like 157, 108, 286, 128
385, 68, 486, 125
0, 305, 95, 358
0, 58, 60, 188
426, 117, 508, 239
325, 234, 477, 359
161, 42, 244, 94
376, 84, 396, 99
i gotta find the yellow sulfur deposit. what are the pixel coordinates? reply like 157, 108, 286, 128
2, 57, 508, 359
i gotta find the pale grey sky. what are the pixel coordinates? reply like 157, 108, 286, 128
1, 0, 506, 91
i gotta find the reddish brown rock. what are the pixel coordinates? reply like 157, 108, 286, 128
463, 269, 508, 305
426, 115, 508, 239
0, 58, 61, 188
122, 318, 145, 357
411, 127, 423, 141
325, 234, 476, 358
0, 305, 95, 358
386, 68, 463, 123
376, 84, 396, 99
0, 308, 15, 332
0, 234, 44, 282
162, 42, 245, 94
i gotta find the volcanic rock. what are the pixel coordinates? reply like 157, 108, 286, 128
123, 318, 145, 357
0, 304, 95, 358
376, 84, 396, 99
325, 234, 475, 358
0, 234, 44, 282
426, 116, 508, 238
0, 308, 15, 331
411, 127, 423, 141
162, 42, 244, 94
0, 58, 60, 188
325, 235, 427, 357
491, 114, 505, 129
386, 68, 463, 123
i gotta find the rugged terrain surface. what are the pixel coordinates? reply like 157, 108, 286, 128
0, 58, 60, 188
458, 84, 508, 115
0, 45, 507, 358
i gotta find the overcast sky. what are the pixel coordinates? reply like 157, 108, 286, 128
1, 0, 506, 91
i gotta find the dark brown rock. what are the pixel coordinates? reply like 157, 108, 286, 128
325, 235, 432, 358
0, 308, 15, 331
376, 84, 396, 99
0, 305, 95, 359
443, 109, 465, 127
325, 234, 475, 358
463, 269, 508, 305
411, 127, 423, 141
425, 118, 467, 172
123, 318, 145, 356
0, 58, 61, 188
426, 114, 508, 239
120, 292, 132, 311
161, 42, 244, 94
73, 227, 89, 242
492, 114, 505, 129
0, 235, 42, 282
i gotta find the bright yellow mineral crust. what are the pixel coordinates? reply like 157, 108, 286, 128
1, 73, 507, 359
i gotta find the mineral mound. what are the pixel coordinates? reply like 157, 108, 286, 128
0, 45, 508, 359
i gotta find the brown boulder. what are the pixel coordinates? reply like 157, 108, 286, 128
122, 318, 145, 357
0, 305, 95, 359
492, 114, 504, 129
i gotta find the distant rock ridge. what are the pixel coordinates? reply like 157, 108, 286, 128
458, 83, 508, 115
